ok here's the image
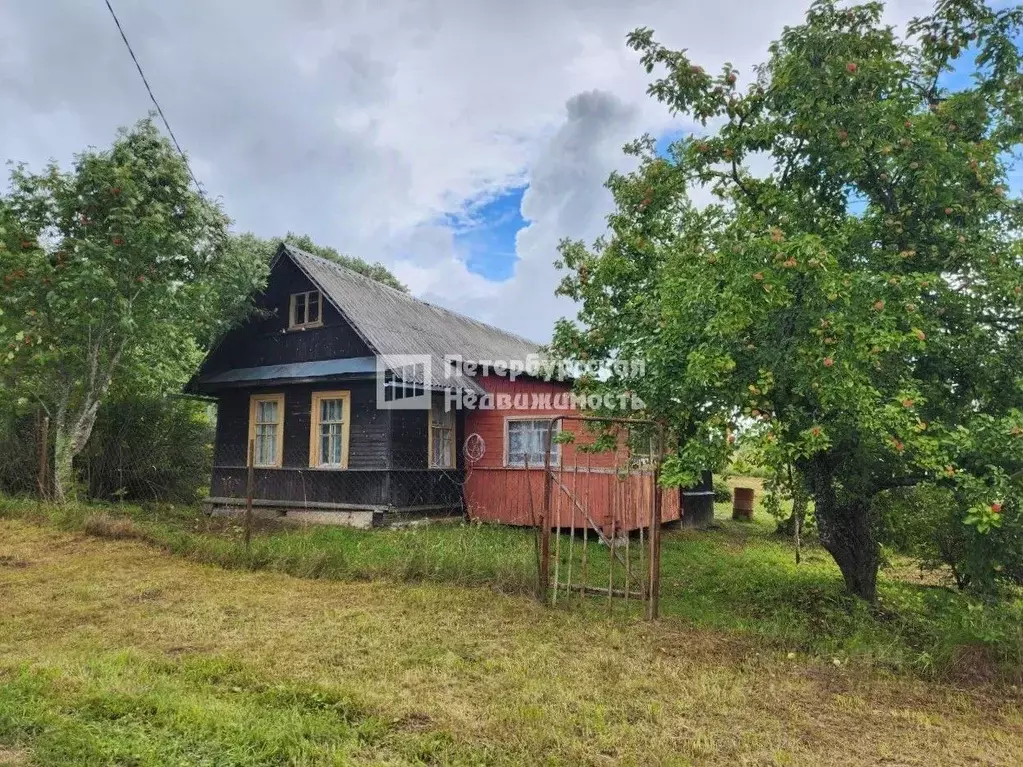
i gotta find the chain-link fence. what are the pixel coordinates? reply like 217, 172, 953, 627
0, 408, 47, 498
0, 396, 214, 505
205, 402, 469, 527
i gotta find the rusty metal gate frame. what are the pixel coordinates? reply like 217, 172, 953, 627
535, 415, 665, 620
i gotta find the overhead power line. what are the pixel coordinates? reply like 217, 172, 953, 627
102, 0, 206, 196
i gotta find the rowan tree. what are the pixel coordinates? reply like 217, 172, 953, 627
0, 118, 264, 502
552, 0, 1023, 600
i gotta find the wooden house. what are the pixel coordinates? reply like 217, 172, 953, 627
187, 243, 682, 530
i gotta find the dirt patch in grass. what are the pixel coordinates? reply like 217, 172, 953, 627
0, 556, 29, 568
0, 746, 29, 767
1, 518, 1021, 766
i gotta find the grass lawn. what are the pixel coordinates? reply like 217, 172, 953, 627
1, 488, 1022, 764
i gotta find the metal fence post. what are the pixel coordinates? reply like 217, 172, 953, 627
648, 425, 664, 621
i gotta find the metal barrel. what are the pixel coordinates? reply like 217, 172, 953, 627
732, 486, 755, 520
680, 469, 715, 528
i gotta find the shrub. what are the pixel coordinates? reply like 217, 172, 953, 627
877, 484, 1023, 594
713, 482, 732, 503
0, 408, 42, 495
79, 396, 214, 504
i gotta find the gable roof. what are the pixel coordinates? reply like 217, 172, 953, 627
276, 243, 542, 392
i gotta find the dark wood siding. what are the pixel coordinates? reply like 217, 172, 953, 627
389, 394, 466, 471
214, 381, 387, 470
211, 381, 463, 511
201, 256, 372, 374
389, 408, 427, 470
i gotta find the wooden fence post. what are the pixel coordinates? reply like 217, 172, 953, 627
245, 438, 254, 549
36, 411, 49, 503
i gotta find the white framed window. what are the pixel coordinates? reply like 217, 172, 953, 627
309, 391, 351, 469
248, 393, 284, 468
429, 400, 456, 468
505, 418, 560, 467
289, 290, 322, 329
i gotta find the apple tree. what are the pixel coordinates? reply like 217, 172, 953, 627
551, 0, 1023, 600
0, 118, 265, 502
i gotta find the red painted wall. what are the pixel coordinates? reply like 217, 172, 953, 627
462, 374, 681, 532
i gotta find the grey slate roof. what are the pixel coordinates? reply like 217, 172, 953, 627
278, 244, 542, 393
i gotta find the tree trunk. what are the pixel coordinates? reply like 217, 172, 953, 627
802, 456, 879, 602
51, 396, 104, 504
52, 424, 76, 505
776, 476, 809, 536
49, 340, 121, 503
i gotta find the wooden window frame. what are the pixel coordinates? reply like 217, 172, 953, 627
288, 290, 324, 330
630, 432, 657, 467
503, 416, 561, 468
248, 393, 285, 468
427, 400, 456, 469
308, 390, 351, 470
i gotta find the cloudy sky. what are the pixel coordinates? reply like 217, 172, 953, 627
1, 0, 934, 341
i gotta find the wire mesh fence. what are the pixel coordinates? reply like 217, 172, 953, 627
0, 397, 214, 505
0, 408, 47, 498
2, 396, 672, 619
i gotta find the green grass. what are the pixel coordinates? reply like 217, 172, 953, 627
1, 517, 1022, 765
0, 653, 484, 765
1, 487, 1021, 682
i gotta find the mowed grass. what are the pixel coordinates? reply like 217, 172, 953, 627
1, 487, 1021, 682
1, 519, 1022, 766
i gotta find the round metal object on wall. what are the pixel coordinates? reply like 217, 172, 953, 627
463, 433, 485, 464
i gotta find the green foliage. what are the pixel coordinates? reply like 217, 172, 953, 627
0, 118, 260, 400
878, 484, 1023, 593
0, 406, 40, 495
79, 396, 214, 504
727, 439, 772, 478
712, 481, 733, 503
0, 117, 266, 500
550, 0, 1023, 599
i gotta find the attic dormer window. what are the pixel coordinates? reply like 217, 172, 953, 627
289, 290, 322, 329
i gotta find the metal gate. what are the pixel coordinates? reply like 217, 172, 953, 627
532, 415, 666, 619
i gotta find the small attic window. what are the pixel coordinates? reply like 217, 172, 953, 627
289, 290, 322, 329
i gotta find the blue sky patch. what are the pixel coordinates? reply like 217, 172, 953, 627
452, 131, 686, 284
450, 185, 527, 282
655, 129, 687, 159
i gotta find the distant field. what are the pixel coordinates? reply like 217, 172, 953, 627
1, 496, 1022, 764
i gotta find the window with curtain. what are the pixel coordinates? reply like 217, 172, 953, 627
506, 419, 560, 467
249, 394, 284, 467
309, 391, 350, 468
429, 401, 455, 468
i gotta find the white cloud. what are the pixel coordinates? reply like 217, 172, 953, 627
1, 0, 931, 342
